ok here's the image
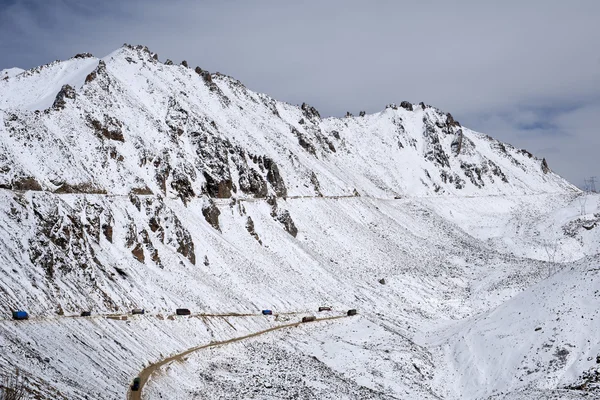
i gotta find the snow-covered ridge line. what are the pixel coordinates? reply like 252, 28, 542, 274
0, 44, 576, 202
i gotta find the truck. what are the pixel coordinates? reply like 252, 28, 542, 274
131, 377, 140, 391
132, 308, 145, 315
318, 306, 332, 312
302, 316, 316, 323
12, 311, 29, 320
80, 311, 92, 317
176, 308, 191, 316
347, 309, 357, 316
262, 309, 273, 315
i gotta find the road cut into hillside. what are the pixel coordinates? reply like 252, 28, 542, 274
128, 314, 349, 400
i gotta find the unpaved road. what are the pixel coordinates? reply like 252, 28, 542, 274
127, 314, 348, 400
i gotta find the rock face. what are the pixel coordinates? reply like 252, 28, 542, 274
541, 158, 550, 174
52, 84, 76, 109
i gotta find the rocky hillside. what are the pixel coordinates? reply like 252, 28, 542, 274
0, 44, 574, 201
0, 45, 592, 400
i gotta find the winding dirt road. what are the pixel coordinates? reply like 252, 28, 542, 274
127, 314, 348, 400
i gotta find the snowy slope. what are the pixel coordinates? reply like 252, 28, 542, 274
0, 44, 595, 400
0, 54, 98, 111
428, 256, 600, 399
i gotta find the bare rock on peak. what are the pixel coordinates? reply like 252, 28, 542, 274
400, 101, 413, 111
52, 84, 76, 110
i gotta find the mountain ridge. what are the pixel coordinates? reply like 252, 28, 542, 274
0, 44, 577, 202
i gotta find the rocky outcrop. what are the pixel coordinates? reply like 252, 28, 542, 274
52, 84, 76, 110
202, 198, 221, 231
451, 129, 464, 156
422, 117, 450, 168
88, 115, 125, 142
400, 101, 413, 111
245, 216, 262, 245
301, 102, 321, 120
541, 158, 550, 174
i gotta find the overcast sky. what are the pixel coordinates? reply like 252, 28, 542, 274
0, 0, 598, 187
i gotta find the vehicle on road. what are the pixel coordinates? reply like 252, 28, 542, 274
176, 308, 191, 316
131, 377, 140, 391
12, 310, 29, 320
347, 309, 357, 316
302, 316, 316, 323
318, 306, 332, 312
262, 309, 273, 315
80, 311, 91, 317
132, 308, 145, 315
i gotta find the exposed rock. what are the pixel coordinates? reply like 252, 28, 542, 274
238, 167, 268, 198
53, 183, 107, 194
301, 102, 321, 120
165, 59, 173, 66
73, 53, 93, 59
263, 157, 287, 197
275, 209, 298, 237
52, 84, 76, 110
131, 243, 145, 263
202, 198, 221, 231
519, 149, 534, 158
246, 216, 262, 245
181, 60, 188, 68
203, 171, 232, 198
88, 115, 125, 142
84, 60, 106, 84
345, 112, 353, 118
419, 102, 427, 109
10, 177, 43, 191
451, 129, 464, 156
310, 172, 322, 196
291, 126, 316, 156
359, 111, 366, 117
446, 112, 461, 127
423, 117, 450, 168
400, 101, 413, 111
130, 186, 153, 195
102, 223, 113, 243
170, 170, 195, 205
541, 158, 550, 174
379, 278, 386, 285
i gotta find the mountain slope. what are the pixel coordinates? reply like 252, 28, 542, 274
0, 44, 575, 200
0, 45, 593, 400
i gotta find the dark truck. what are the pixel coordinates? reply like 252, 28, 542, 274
302, 316, 316, 323
176, 308, 191, 316
132, 308, 145, 315
347, 309, 357, 316
80, 311, 92, 317
131, 377, 140, 391
12, 311, 29, 320
318, 306, 332, 312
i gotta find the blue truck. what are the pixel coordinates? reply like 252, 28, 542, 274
262, 309, 273, 315
12, 311, 29, 320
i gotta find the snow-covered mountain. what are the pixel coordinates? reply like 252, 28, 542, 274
0, 45, 596, 400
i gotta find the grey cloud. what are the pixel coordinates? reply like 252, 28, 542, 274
0, 0, 598, 185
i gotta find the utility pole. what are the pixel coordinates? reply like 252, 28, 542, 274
589, 176, 598, 193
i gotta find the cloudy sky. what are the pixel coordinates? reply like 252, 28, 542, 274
0, 0, 598, 187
